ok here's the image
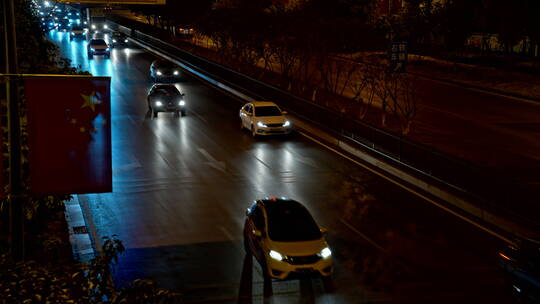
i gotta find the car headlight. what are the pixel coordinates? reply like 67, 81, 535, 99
173, 70, 179, 75
106, 48, 110, 51
124, 39, 128, 43
283, 120, 291, 127
179, 100, 185, 106
269, 250, 284, 261
257, 121, 267, 128
91, 24, 96, 29
103, 24, 108, 29
112, 39, 116, 42
319, 247, 332, 259
155, 101, 163, 106
90, 48, 95, 51
156, 71, 162, 76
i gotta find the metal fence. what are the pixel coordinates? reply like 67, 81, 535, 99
109, 17, 540, 230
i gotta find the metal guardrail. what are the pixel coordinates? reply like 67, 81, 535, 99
109, 17, 540, 229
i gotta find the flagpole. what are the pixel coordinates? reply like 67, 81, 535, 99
3, 0, 24, 260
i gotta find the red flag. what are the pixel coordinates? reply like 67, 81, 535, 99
0, 94, 3, 198
25, 76, 111, 195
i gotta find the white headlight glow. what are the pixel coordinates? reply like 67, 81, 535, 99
173, 70, 179, 75
155, 101, 163, 106
269, 250, 283, 261
179, 100, 185, 106
320, 247, 332, 259
283, 120, 291, 127
257, 121, 267, 128
156, 71, 162, 76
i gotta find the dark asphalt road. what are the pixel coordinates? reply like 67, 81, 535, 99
49, 30, 513, 303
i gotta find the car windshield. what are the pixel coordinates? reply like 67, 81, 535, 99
155, 61, 177, 69
255, 106, 281, 117
265, 201, 322, 242
91, 40, 106, 46
154, 86, 179, 96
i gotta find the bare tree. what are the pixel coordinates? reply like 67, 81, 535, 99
386, 73, 420, 135
270, 39, 301, 91
372, 67, 391, 127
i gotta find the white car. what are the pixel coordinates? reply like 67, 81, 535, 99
239, 101, 292, 137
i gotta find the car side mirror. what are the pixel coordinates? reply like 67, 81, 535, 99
251, 229, 262, 238
320, 227, 328, 235
282, 111, 288, 115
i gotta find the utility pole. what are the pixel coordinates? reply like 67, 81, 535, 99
3, 0, 24, 260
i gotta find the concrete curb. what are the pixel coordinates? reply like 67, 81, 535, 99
64, 195, 95, 262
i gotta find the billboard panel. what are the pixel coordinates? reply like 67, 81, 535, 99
25, 76, 112, 195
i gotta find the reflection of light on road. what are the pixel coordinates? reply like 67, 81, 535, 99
154, 118, 167, 153
252, 144, 272, 195
88, 56, 113, 77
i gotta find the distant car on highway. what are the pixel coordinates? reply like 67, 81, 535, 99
90, 22, 110, 34
87, 39, 110, 59
70, 25, 86, 40
178, 25, 194, 37
111, 31, 128, 47
244, 197, 333, 280
149, 59, 182, 82
497, 240, 540, 303
57, 18, 71, 31
147, 84, 186, 118
41, 18, 56, 31
239, 101, 292, 137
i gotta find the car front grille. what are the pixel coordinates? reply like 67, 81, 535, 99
267, 123, 284, 128
285, 255, 321, 265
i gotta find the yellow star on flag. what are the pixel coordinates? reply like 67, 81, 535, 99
80, 91, 101, 112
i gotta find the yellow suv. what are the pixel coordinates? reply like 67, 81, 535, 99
243, 197, 333, 280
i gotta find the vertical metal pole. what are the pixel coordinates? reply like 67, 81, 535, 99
3, 0, 24, 260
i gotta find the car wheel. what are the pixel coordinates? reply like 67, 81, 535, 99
322, 276, 334, 292
251, 125, 257, 138
174, 110, 180, 117
152, 110, 158, 118
181, 110, 186, 116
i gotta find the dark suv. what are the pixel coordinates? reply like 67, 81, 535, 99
111, 31, 128, 47
147, 84, 186, 118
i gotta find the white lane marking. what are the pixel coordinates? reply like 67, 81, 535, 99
198, 148, 227, 173
300, 131, 516, 247
340, 219, 388, 254
188, 107, 208, 123
219, 226, 235, 241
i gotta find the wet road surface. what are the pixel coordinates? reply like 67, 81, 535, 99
49, 30, 513, 303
